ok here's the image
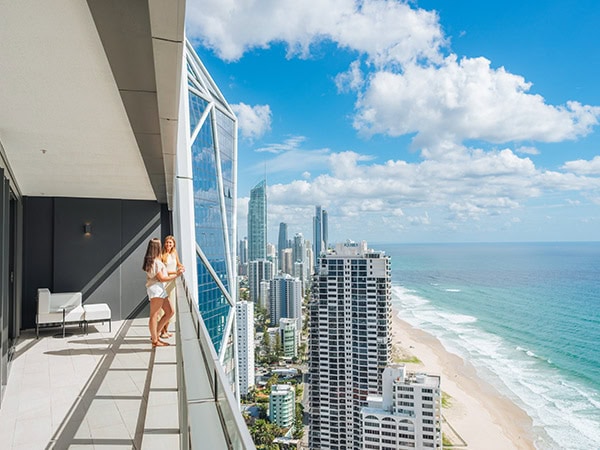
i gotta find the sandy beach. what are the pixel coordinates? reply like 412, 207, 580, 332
391, 308, 535, 450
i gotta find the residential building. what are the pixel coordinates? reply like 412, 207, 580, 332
278, 222, 289, 271
259, 280, 271, 310
309, 241, 392, 450
281, 248, 294, 275
361, 365, 442, 449
313, 206, 328, 266
236, 301, 256, 397
239, 237, 248, 275
248, 259, 274, 304
248, 180, 267, 261
0, 1, 253, 447
279, 318, 298, 358
269, 274, 303, 330
269, 384, 296, 429
292, 232, 305, 266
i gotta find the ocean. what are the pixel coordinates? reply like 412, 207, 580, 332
381, 242, 600, 450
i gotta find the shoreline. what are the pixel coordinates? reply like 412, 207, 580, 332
391, 308, 535, 450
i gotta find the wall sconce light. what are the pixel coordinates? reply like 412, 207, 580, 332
83, 223, 92, 235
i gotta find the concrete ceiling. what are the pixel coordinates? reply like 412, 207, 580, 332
0, 0, 185, 206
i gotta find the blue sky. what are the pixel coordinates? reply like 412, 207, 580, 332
186, 0, 600, 244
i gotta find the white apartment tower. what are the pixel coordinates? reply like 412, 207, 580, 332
279, 317, 299, 358
269, 274, 303, 331
248, 259, 274, 304
269, 384, 296, 428
236, 301, 255, 397
361, 365, 442, 449
309, 241, 392, 450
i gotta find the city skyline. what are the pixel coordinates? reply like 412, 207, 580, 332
186, 0, 600, 243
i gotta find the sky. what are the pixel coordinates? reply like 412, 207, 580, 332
185, 0, 600, 244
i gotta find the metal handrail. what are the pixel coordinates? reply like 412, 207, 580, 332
175, 277, 256, 449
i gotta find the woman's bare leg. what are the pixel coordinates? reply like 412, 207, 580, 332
156, 298, 173, 338
149, 297, 167, 346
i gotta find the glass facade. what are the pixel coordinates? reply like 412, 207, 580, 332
185, 41, 237, 355
247, 180, 267, 261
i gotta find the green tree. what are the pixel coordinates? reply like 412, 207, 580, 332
265, 374, 280, 391
263, 328, 271, 355
274, 332, 282, 358
292, 403, 304, 439
250, 419, 284, 450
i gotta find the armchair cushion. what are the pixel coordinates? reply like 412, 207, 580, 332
37, 288, 84, 337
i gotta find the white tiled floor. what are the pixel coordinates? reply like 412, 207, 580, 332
0, 317, 180, 449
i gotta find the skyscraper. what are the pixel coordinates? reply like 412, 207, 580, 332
238, 237, 248, 275
278, 222, 288, 271
309, 241, 392, 450
248, 180, 267, 261
313, 205, 328, 267
248, 259, 274, 304
236, 301, 255, 397
269, 273, 303, 330
292, 232, 305, 265
185, 41, 238, 372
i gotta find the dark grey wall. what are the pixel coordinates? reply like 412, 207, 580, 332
21, 197, 168, 330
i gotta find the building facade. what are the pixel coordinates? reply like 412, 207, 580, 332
361, 365, 442, 449
269, 274, 303, 331
309, 241, 392, 450
180, 42, 239, 388
236, 301, 256, 397
278, 222, 288, 271
279, 318, 299, 359
248, 180, 267, 261
248, 259, 274, 305
0, 1, 254, 444
269, 384, 296, 429
313, 206, 328, 266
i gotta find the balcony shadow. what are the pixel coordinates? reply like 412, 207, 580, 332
45, 307, 156, 450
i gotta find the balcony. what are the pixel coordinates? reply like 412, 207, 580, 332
0, 279, 255, 449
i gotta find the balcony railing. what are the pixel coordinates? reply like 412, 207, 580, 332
176, 278, 256, 449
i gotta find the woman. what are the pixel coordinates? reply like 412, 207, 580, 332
143, 238, 182, 347
159, 235, 184, 338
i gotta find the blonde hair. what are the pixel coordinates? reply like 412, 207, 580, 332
161, 235, 178, 263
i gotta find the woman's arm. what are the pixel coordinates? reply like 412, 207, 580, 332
174, 250, 185, 270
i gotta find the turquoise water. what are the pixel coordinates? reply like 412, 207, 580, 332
383, 242, 600, 450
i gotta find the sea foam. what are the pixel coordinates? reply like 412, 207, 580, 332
392, 283, 600, 450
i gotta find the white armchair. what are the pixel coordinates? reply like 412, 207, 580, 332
37, 288, 85, 338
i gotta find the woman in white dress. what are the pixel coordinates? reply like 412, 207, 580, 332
159, 235, 184, 338
143, 238, 182, 347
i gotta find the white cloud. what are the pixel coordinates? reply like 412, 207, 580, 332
231, 102, 271, 140
264, 144, 600, 239
562, 155, 600, 175
354, 56, 600, 149
516, 146, 540, 155
186, 0, 445, 66
188, 0, 600, 154
335, 60, 364, 93
256, 136, 306, 154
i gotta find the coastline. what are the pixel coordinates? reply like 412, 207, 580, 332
391, 308, 535, 450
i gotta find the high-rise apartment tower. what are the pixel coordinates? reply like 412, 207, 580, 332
313, 206, 328, 267
309, 241, 392, 450
248, 180, 267, 261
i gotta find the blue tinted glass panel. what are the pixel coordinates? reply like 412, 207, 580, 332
216, 109, 235, 260
189, 91, 208, 136
191, 116, 229, 292
197, 256, 231, 352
